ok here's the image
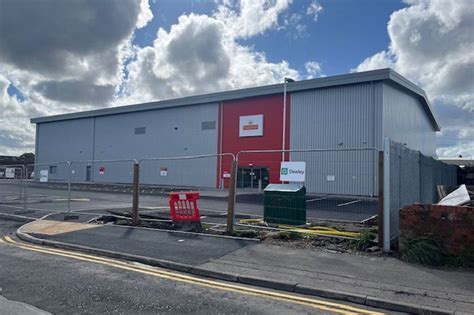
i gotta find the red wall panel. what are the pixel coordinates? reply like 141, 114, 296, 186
218, 93, 290, 187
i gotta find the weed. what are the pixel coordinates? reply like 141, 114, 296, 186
400, 236, 443, 266
351, 229, 375, 251
277, 231, 304, 241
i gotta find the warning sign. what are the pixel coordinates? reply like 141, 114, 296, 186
160, 167, 168, 177
5, 168, 15, 179
40, 170, 49, 182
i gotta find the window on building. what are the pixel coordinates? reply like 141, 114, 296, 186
134, 127, 146, 135
49, 165, 57, 174
201, 121, 216, 130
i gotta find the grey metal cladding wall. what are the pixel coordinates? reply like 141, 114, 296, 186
290, 82, 382, 196
383, 83, 436, 157
93, 103, 218, 187
36, 118, 94, 181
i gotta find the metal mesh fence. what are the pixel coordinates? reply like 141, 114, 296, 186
0, 165, 25, 207
388, 140, 458, 243
138, 154, 235, 227
66, 160, 137, 219
234, 148, 380, 227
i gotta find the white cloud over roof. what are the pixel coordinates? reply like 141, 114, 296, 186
354, 0, 474, 157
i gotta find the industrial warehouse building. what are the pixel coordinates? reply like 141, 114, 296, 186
31, 69, 441, 196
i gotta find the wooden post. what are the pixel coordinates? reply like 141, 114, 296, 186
132, 162, 140, 226
378, 151, 384, 247
226, 160, 237, 234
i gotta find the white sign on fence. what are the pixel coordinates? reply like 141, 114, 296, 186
5, 168, 15, 178
239, 114, 264, 137
160, 167, 168, 177
327, 175, 335, 181
40, 170, 49, 182
280, 161, 306, 182
99, 166, 106, 175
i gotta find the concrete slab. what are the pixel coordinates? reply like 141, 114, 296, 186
22, 220, 100, 236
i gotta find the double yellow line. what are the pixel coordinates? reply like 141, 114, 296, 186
1, 236, 384, 315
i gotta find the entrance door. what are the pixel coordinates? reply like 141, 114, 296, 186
237, 167, 270, 188
86, 166, 92, 182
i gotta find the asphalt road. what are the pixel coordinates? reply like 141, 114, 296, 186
0, 181, 377, 222
0, 218, 387, 314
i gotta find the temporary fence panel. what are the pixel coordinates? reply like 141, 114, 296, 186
139, 156, 218, 188
290, 149, 378, 197
137, 154, 235, 228
235, 149, 380, 225
19, 162, 72, 215
0, 165, 25, 207
70, 160, 135, 184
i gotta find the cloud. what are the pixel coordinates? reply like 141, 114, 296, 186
124, 11, 300, 102
282, 13, 308, 39
0, 0, 153, 155
304, 61, 323, 79
214, 0, 292, 39
306, 1, 323, 21
356, 51, 394, 72
0, 0, 318, 155
0, 75, 37, 155
0, 0, 146, 81
34, 80, 116, 104
353, 0, 474, 157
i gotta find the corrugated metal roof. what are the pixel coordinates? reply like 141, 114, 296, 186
30, 68, 440, 131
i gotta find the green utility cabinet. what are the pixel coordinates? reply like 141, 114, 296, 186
264, 184, 306, 225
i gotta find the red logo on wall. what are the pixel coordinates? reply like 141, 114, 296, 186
243, 123, 259, 130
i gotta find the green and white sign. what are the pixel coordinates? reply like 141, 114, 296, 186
280, 161, 305, 182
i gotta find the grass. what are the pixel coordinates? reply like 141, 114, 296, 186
277, 231, 304, 241
351, 229, 375, 251
401, 236, 443, 266
400, 235, 474, 268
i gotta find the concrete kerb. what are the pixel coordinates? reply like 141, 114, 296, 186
14, 222, 455, 315
0, 212, 36, 223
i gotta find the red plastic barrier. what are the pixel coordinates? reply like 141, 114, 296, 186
169, 192, 201, 222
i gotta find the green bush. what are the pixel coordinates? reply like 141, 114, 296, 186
401, 236, 443, 266
277, 231, 304, 241
442, 252, 474, 268
351, 229, 375, 251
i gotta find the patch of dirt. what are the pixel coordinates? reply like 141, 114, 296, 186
260, 231, 385, 257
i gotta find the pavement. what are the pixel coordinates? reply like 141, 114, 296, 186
11, 213, 474, 315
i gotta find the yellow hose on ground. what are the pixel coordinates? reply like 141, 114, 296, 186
239, 219, 361, 238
